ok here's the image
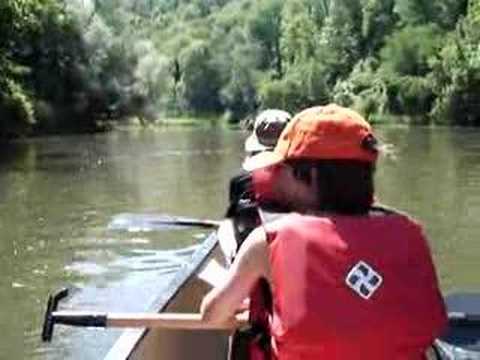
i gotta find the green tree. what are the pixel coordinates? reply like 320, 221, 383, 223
178, 40, 223, 113
380, 25, 442, 77
216, 29, 261, 120
394, 0, 468, 28
2, 0, 480, 136
360, 0, 396, 55
310, 0, 364, 83
247, 0, 284, 78
471, 0, 480, 23
280, 0, 319, 66
0, 0, 54, 137
430, 5, 480, 125
377, 25, 442, 116
333, 58, 388, 118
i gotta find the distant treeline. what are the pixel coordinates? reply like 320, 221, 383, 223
1, 0, 480, 139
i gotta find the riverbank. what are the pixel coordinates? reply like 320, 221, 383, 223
112, 114, 242, 131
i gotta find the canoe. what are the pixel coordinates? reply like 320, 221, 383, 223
104, 229, 480, 360
104, 232, 231, 360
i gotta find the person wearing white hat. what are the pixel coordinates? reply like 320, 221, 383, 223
244, 109, 292, 162
221, 109, 292, 264
217, 109, 291, 360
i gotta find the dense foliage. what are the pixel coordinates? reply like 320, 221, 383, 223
1, 0, 479, 138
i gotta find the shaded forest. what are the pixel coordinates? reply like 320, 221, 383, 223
1, 0, 480, 139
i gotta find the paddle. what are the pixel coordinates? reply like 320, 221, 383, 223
42, 288, 247, 342
42, 287, 480, 351
107, 213, 221, 232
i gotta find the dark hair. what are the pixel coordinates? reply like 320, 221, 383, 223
287, 159, 375, 215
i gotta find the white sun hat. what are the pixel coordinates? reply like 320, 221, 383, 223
244, 109, 292, 154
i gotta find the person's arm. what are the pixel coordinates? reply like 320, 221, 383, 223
200, 227, 270, 324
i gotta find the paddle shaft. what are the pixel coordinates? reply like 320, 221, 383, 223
108, 213, 221, 231
49, 311, 247, 331
149, 218, 221, 228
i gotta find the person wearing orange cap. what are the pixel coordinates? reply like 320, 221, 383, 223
202, 104, 447, 359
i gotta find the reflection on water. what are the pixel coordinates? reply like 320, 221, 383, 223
2, 127, 480, 359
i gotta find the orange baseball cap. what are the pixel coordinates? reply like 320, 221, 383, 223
243, 104, 378, 171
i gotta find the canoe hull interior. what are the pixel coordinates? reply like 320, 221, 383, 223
105, 233, 230, 360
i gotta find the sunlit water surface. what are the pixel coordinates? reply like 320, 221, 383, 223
2, 126, 480, 359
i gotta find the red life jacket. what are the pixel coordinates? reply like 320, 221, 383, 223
248, 280, 272, 360
266, 213, 447, 360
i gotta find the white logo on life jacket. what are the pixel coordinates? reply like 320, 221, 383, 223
345, 261, 383, 300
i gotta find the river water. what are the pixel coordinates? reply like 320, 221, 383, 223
2, 126, 480, 359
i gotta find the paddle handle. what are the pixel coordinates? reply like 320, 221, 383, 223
51, 311, 247, 331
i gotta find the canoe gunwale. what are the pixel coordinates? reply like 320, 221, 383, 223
104, 232, 219, 360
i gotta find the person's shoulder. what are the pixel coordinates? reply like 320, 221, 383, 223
263, 211, 301, 228
371, 203, 415, 219
370, 203, 424, 231
264, 212, 333, 234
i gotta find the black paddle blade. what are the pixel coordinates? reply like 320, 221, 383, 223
42, 288, 69, 342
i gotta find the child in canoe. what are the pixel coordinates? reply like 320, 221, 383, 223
203, 104, 447, 359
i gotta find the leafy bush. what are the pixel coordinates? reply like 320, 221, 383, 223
333, 59, 388, 118
384, 74, 435, 117
430, 14, 480, 125
380, 25, 442, 77
0, 77, 35, 138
